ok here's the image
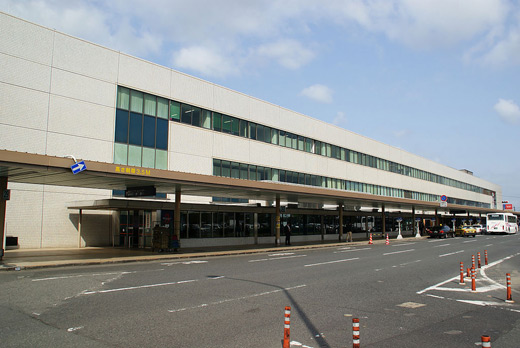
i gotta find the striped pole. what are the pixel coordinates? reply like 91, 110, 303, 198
459, 262, 464, 284
472, 255, 475, 269
368, 233, 373, 245
467, 267, 471, 279
352, 318, 360, 348
478, 252, 481, 268
485, 250, 488, 266
506, 273, 514, 303
283, 306, 291, 348
481, 335, 491, 347
471, 267, 476, 292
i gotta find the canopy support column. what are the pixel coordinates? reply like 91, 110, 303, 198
174, 188, 181, 241
275, 196, 280, 246
338, 203, 343, 242
0, 176, 7, 260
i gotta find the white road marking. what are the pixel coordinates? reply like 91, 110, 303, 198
67, 326, 84, 332
81, 279, 197, 295
462, 240, 477, 243
334, 247, 371, 253
268, 252, 295, 256
168, 284, 307, 313
304, 257, 359, 267
249, 255, 306, 262
428, 239, 448, 243
439, 250, 465, 258
383, 249, 415, 256
161, 260, 208, 265
32, 271, 135, 282
485, 244, 493, 247
434, 244, 451, 248
392, 242, 416, 247
399, 260, 422, 266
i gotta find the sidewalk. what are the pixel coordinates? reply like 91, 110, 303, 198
1, 237, 397, 271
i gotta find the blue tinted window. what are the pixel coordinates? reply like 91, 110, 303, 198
143, 115, 155, 148
156, 118, 168, 150
181, 104, 192, 124
129, 112, 142, 146
115, 109, 128, 143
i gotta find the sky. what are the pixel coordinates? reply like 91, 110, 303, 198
1, 0, 520, 209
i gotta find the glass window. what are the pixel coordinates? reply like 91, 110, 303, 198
239, 120, 248, 137
286, 171, 293, 183
230, 117, 239, 135
326, 144, 331, 157
201, 110, 211, 129
256, 125, 264, 142
222, 115, 232, 133
142, 147, 155, 168
279, 131, 286, 147
298, 136, 304, 151
298, 173, 305, 185
321, 142, 326, 155
315, 141, 321, 155
240, 164, 248, 179
341, 148, 346, 161
157, 97, 168, 119
249, 123, 257, 140
181, 104, 192, 124
170, 101, 180, 121
143, 115, 155, 148
191, 107, 201, 127
231, 162, 240, 178
156, 118, 168, 150
221, 161, 231, 177
129, 112, 142, 146
115, 109, 129, 143
257, 166, 265, 180
144, 94, 156, 116
305, 138, 312, 152
130, 90, 143, 113
279, 170, 286, 182
114, 143, 128, 165
213, 159, 221, 176
263, 126, 271, 143
117, 86, 130, 110
155, 149, 167, 170
271, 129, 278, 145
271, 168, 279, 181
249, 165, 257, 181
128, 145, 142, 167
291, 134, 297, 149
213, 113, 222, 131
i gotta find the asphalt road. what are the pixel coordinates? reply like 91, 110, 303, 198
1, 234, 519, 347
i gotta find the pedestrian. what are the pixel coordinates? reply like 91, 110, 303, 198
285, 222, 291, 245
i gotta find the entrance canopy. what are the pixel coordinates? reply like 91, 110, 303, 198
0, 149, 502, 215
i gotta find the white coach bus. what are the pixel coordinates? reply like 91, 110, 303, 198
486, 213, 518, 234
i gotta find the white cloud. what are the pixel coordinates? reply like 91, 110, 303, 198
494, 98, 520, 124
255, 39, 315, 69
172, 46, 237, 78
300, 84, 333, 103
332, 111, 347, 128
393, 129, 412, 138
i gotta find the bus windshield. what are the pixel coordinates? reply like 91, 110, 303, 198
487, 214, 504, 221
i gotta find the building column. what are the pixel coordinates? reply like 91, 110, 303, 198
435, 208, 439, 226
412, 206, 416, 234
0, 177, 7, 260
275, 196, 280, 246
78, 209, 83, 248
254, 213, 258, 244
321, 215, 325, 242
381, 205, 386, 234
174, 188, 181, 240
338, 203, 343, 242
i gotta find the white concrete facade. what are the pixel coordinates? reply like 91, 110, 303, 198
0, 13, 501, 249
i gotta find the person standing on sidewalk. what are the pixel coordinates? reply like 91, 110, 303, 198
284, 222, 292, 246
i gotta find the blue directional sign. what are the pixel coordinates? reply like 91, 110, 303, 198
71, 161, 87, 174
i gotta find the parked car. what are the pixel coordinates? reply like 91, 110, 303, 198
455, 225, 476, 237
471, 224, 485, 234
426, 225, 454, 238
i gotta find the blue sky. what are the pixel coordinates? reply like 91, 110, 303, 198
2, 0, 519, 209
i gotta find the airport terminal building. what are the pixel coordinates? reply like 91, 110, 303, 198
0, 13, 503, 253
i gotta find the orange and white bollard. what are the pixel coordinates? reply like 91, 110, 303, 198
485, 250, 488, 266
368, 233, 373, 245
467, 268, 471, 279
385, 234, 390, 245
506, 273, 514, 303
471, 267, 476, 292
472, 255, 475, 269
478, 252, 481, 268
352, 318, 360, 348
459, 262, 465, 284
481, 335, 491, 347
283, 306, 291, 348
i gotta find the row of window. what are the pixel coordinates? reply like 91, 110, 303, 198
116, 86, 492, 197
212, 159, 491, 209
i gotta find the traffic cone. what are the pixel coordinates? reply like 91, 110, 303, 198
368, 233, 373, 245
385, 234, 390, 245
